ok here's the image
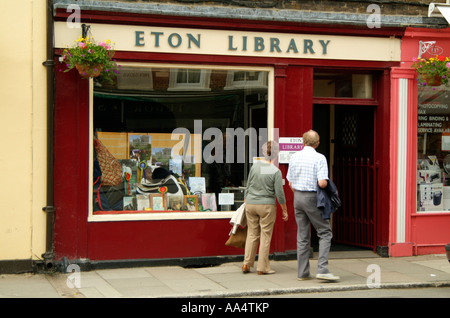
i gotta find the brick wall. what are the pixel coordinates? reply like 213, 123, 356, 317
92, 0, 432, 16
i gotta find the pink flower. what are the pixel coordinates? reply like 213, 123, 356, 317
446, 62, 450, 68
99, 41, 107, 47
78, 42, 86, 48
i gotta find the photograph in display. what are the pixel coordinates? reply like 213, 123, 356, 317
150, 193, 165, 211
152, 147, 172, 172
123, 196, 136, 210
184, 195, 198, 211
136, 194, 150, 211
129, 134, 152, 162
167, 194, 183, 211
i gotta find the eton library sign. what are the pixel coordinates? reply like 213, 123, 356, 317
55, 22, 401, 62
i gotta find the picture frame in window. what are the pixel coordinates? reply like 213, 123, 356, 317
150, 193, 165, 211
201, 193, 217, 212
184, 195, 198, 212
136, 194, 150, 211
167, 194, 183, 211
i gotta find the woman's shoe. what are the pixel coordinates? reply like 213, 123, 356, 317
257, 270, 276, 275
242, 265, 250, 274
316, 273, 340, 281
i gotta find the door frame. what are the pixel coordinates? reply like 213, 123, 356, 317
312, 69, 381, 250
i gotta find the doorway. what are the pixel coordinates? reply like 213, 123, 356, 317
313, 104, 377, 250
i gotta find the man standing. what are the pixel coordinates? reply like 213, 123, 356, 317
286, 130, 339, 281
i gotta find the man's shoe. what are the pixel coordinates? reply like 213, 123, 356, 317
297, 275, 313, 281
242, 265, 250, 274
316, 273, 340, 281
257, 270, 276, 275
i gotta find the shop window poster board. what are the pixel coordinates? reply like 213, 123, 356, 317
418, 183, 444, 211
129, 133, 202, 177
97, 132, 202, 176
96, 132, 128, 159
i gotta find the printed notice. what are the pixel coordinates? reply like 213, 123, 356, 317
278, 137, 303, 164
218, 193, 234, 205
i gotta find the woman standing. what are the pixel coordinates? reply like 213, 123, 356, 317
242, 141, 288, 275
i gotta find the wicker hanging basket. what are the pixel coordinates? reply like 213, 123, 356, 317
75, 63, 103, 78
420, 73, 443, 86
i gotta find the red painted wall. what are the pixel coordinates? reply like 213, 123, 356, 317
54, 68, 90, 260
53, 10, 399, 261
399, 28, 450, 255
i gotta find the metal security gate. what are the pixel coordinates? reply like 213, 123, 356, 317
332, 157, 377, 249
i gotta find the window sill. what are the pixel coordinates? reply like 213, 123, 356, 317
88, 211, 234, 222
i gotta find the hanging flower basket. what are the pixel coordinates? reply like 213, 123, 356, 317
412, 55, 450, 87
75, 63, 104, 78
60, 36, 121, 84
420, 73, 443, 87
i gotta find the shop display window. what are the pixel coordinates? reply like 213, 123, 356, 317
417, 85, 450, 212
90, 64, 271, 217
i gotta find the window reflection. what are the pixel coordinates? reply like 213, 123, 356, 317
313, 72, 373, 98
92, 66, 269, 214
417, 85, 450, 212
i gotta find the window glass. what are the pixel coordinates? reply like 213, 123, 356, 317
417, 85, 450, 212
92, 65, 269, 215
313, 72, 373, 98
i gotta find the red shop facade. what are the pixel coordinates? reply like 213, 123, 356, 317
51, 7, 448, 268
388, 27, 450, 257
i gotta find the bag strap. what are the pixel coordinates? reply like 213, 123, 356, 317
93, 176, 104, 211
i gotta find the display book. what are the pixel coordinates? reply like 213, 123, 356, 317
94, 132, 218, 213
130, 176, 218, 212
417, 155, 450, 212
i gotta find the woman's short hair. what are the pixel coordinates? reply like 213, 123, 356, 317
262, 141, 279, 160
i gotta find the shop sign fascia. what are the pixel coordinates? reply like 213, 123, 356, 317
55, 22, 401, 62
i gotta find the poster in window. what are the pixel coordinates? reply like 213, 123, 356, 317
442, 133, 450, 151
189, 177, 206, 194
152, 147, 172, 171
201, 193, 217, 212
129, 134, 152, 162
